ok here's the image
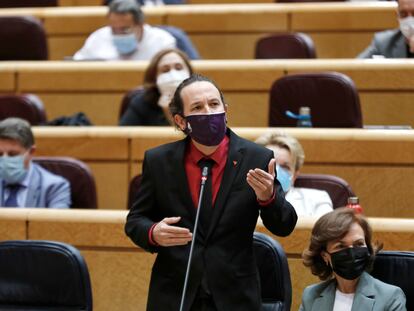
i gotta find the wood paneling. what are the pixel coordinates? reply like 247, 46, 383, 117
0, 209, 28, 240
26, 126, 414, 214
290, 4, 397, 31
17, 63, 144, 92
59, 0, 102, 5
0, 67, 15, 92
89, 162, 129, 210
34, 127, 129, 160
0, 3, 398, 59
82, 250, 154, 311
39, 93, 124, 125
165, 4, 289, 32
309, 32, 374, 58
5, 60, 414, 126
2, 210, 413, 311
360, 93, 414, 126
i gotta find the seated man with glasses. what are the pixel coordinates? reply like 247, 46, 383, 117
358, 0, 414, 58
0, 118, 71, 208
73, 0, 176, 61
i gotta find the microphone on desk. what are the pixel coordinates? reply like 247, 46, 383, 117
179, 166, 209, 311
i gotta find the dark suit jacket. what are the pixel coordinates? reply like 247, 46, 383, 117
357, 29, 411, 59
125, 129, 297, 311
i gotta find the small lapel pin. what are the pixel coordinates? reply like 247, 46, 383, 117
233, 160, 237, 167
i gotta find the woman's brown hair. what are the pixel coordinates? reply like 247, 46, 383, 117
302, 207, 382, 280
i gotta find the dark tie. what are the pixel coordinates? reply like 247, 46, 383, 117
4, 184, 21, 207
197, 158, 214, 235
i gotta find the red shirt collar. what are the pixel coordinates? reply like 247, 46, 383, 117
187, 135, 229, 165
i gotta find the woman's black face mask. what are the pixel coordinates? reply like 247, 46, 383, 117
328, 247, 370, 280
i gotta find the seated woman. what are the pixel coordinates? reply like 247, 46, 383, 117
119, 48, 193, 126
300, 208, 406, 311
256, 132, 333, 217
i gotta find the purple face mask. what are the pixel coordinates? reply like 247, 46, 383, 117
184, 112, 227, 146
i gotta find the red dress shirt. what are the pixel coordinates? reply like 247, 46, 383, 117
185, 135, 229, 208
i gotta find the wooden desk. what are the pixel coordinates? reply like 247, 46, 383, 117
0, 3, 397, 59
2, 60, 414, 127
30, 127, 414, 219
1, 209, 412, 311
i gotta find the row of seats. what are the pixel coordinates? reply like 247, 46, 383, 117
109, 70, 364, 128
127, 173, 356, 210
2, 71, 363, 128
0, 16, 318, 61
1, 235, 412, 311
32, 154, 356, 209
0, 0, 391, 7
0, 16, 200, 61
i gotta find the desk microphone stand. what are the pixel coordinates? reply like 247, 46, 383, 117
179, 166, 209, 311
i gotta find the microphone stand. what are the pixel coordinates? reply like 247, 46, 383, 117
179, 166, 209, 311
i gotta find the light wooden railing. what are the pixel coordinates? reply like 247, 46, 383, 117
1, 208, 412, 311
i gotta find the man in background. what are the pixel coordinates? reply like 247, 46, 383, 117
73, 0, 176, 60
0, 118, 71, 208
358, 0, 414, 58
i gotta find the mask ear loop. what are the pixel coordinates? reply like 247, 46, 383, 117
183, 119, 192, 135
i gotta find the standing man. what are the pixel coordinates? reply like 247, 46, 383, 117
125, 74, 297, 311
358, 0, 414, 58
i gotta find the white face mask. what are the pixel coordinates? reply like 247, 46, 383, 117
156, 69, 190, 96
399, 16, 414, 39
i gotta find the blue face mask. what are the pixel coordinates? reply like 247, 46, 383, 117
0, 154, 28, 184
275, 164, 292, 193
112, 33, 138, 55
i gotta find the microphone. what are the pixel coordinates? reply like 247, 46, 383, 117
179, 165, 209, 311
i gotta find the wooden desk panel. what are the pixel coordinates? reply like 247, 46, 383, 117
82, 250, 154, 311
16, 62, 144, 92
0, 4, 397, 60
34, 128, 129, 160
89, 162, 129, 210
190, 33, 264, 59
2, 210, 412, 311
225, 92, 269, 127
6, 60, 414, 127
290, 4, 397, 31
33, 128, 130, 210
59, 0, 102, 5
0, 209, 28, 240
28, 209, 132, 246
360, 93, 414, 127
38, 93, 124, 126
126, 127, 414, 217
188, 0, 273, 3
165, 4, 289, 32
0, 66, 16, 92
48, 36, 88, 60
303, 165, 414, 218
309, 32, 374, 59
